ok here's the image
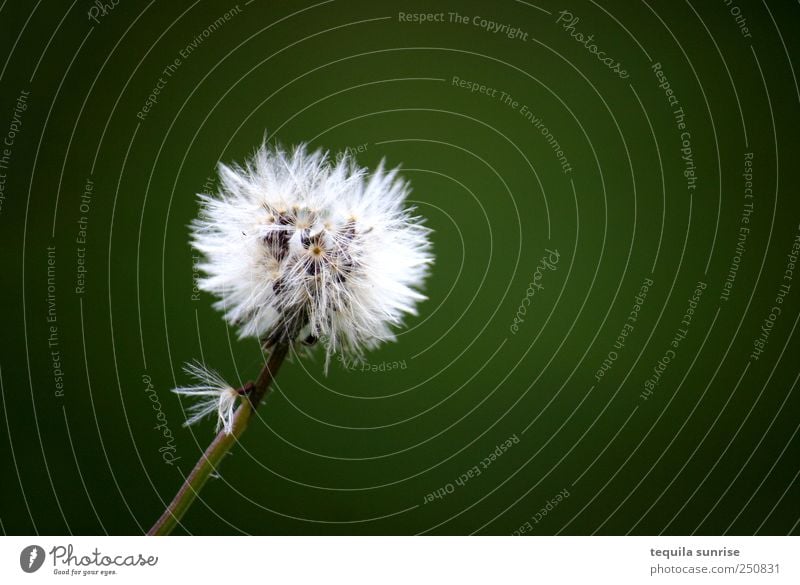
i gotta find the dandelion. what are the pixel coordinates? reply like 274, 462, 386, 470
149, 139, 433, 535
190, 141, 432, 366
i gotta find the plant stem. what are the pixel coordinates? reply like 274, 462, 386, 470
147, 343, 290, 536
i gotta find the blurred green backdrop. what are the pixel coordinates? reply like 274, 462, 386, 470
0, 0, 798, 535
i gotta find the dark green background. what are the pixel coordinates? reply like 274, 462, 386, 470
0, 0, 798, 535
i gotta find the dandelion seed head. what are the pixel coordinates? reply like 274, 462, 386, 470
190, 140, 433, 365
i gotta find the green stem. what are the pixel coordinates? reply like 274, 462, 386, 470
147, 343, 290, 536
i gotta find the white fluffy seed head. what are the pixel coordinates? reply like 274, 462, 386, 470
190, 140, 433, 366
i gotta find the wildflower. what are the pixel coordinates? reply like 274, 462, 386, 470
150, 139, 434, 534
190, 140, 433, 365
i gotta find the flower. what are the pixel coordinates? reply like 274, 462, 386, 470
190, 140, 433, 366
173, 361, 240, 434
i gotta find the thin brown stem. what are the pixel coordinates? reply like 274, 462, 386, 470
147, 343, 290, 536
